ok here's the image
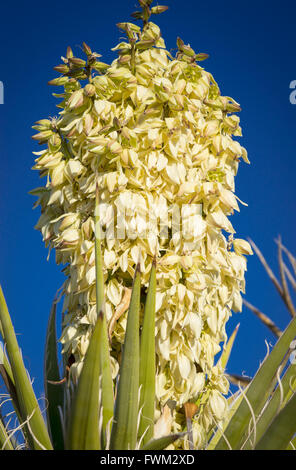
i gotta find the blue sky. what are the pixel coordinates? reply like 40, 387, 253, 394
1, 0, 296, 399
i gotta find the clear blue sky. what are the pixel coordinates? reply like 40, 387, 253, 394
1, 0, 296, 399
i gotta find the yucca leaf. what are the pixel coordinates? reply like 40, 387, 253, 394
213, 315, 296, 450
0, 343, 15, 386
255, 392, 296, 450
97, 314, 114, 450
0, 343, 36, 448
287, 435, 296, 450
0, 414, 14, 450
110, 263, 141, 450
0, 341, 17, 404
138, 257, 156, 446
243, 362, 296, 449
218, 323, 240, 371
94, 185, 114, 448
0, 330, 19, 413
0, 362, 21, 421
0, 286, 53, 450
142, 433, 186, 450
44, 297, 64, 450
66, 312, 106, 450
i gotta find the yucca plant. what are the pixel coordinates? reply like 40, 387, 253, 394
30, 0, 253, 447
2, 0, 294, 452
0, 189, 182, 450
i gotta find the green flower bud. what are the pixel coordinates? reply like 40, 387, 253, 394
116, 22, 141, 33
49, 134, 62, 151
196, 53, 209, 61
82, 42, 92, 56
68, 57, 87, 68
131, 11, 143, 19
48, 76, 69, 86
151, 5, 168, 14
84, 83, 96, 97
118, 54, 131, 64
54, 64, 70, 74
92, 61, 109, 72
180, 44, 196, 58
33, 119, 52, 131
31, 130, 53, 142
66, 46, 73, 59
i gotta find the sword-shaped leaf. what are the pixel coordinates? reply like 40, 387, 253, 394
44, 297, 64, 450
0, 286, 53, 450
142, 432, 186, 450
138, 257, 156, 446
214, 315, 296, 450
110, 263, 141, 450
66, 311, 106, 450
0, 414, 14, 450
243, 362, 296, 449
255, 392, 296, 450
218, 323, 240, 371
94, 184, 114, 447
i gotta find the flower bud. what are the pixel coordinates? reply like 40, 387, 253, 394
180, 44, 196, 58
226, 101, 242, 112
151, 5, 169, 14
48, 134, 61, 151
84, 83, 96, 97
116, 22, 141, 33
59, 214, 79, 232
48, 76, 69, 86
33, 119, 52, 131
82, 42, 92, 56
233, 239, 253, 256
118, 54, 131, 64
208, 390, 227, 420
176, 37, 184, 49
196, 53, 209, 61
92, 62, 109, 72
54, 64, 70, 74
131, 11, 143, 19
67, 89, 84, 109
68, 57, 86, 68
31, 130, 53, 142
66, 46, 73, 59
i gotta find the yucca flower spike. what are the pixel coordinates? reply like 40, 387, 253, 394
31, 0, 252, 449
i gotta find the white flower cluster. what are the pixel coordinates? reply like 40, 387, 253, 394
31, 20, 252, 448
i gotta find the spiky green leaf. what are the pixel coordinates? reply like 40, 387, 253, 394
94, 186, 114, 448
214, 315, 296, 450
138, 258, 156, 446
0, 286, 53, 450
44, 297, 64, 450
66, 312, 106, 450
243, 362, 296, 449
110, 264, 141, 450
0, 412, 14, 450
142, 433, 186, 450
218, 323, 240, 371
255, 392, 296, 450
